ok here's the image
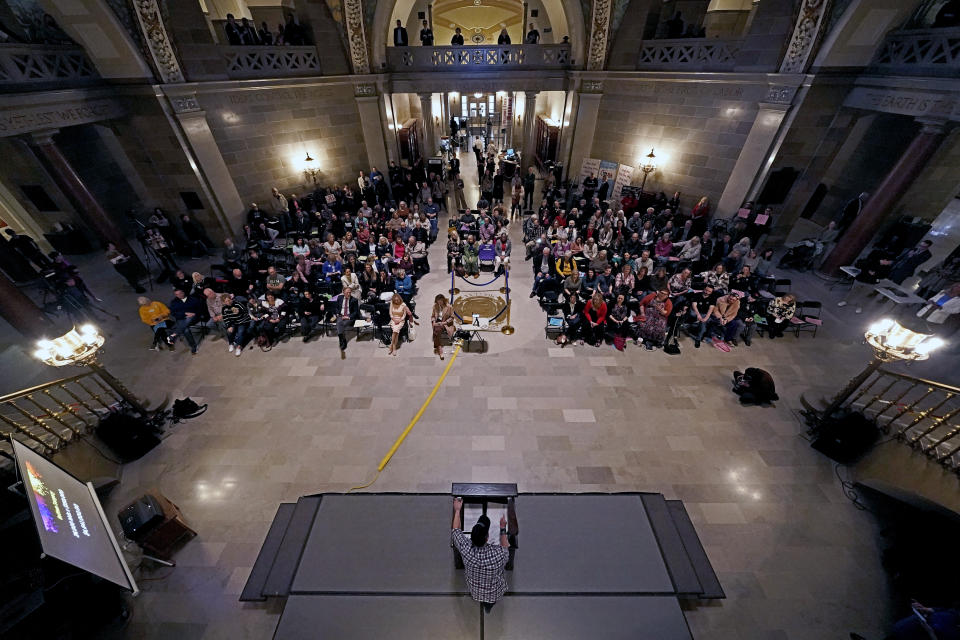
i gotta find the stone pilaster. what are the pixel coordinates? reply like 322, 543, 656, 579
586, 0, 612, 71
716, 103, 790, 217
130, 0, 185, 83
521, 91, 539, 170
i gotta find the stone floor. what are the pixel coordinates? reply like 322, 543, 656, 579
1, 152, 956, 639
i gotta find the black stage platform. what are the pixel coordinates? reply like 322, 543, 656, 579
243, 493, 722, 639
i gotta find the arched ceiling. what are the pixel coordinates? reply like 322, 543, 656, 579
431, 0, 523, 44
373, 0, 585, 69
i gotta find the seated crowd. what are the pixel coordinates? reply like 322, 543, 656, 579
136, 172, 443, 359
517, 190, 798, 351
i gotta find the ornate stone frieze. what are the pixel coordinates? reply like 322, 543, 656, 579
131, 0, 184, 83
587, 0, 612, 71
169, 94, 201, 114
344, 0, 371, 75
779, 0, 830, 74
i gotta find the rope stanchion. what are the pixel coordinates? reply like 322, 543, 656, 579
457, 273, 501, 288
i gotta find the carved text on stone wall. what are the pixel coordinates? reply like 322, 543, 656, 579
0, 101, 123, 135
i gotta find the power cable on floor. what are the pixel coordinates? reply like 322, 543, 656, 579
348, 341, 464, 492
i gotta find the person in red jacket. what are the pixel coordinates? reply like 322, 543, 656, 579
582, 291, 608, 346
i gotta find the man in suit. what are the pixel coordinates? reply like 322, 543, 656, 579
334, 286, 360, 356
531, 246, 558, 298
419, 20, 433, 46
451, 27, 464, 45
224, 14, 242, 45
394, 19, 409, 47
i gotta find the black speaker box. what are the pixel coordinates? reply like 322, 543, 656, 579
811, 410, 878, 464
96, 412, 160, 462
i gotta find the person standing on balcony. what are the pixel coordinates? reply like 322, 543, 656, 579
394, 19, 409, 46
224, 14, 242, 45
451, 27, 464, 45
258, 21, 273, 45
419, 20, 434, 46
497, 27, 511, 45
525, 23, 540, 44
239, 17, 260, 45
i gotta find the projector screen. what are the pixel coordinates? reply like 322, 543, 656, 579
12, 440, 137, 593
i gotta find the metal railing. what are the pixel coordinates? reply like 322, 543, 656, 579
386, 44, 572, 72
223, 45, 321, 78
636, 38, 740, 71
0, 371, 127, 457
870, 28, 960, 77
843, 368, 960, 473
0, 44, 98, 86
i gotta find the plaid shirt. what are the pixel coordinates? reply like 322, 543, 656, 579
451, 529, 508, 603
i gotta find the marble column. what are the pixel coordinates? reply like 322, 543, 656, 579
418, 93, 435, 156
521, 91, 539, 170
356, 95, 389, 173
557, 90, 579, 178
821, 119, 949, 277
172, 106, 243, 235
0, 267, 54, 337
567, 92, 602, 180
27, 130, 145, 272
716, 103, 789, 217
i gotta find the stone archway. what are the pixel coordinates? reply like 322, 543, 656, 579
811, 0, 922, 69
371, 0, 585, 70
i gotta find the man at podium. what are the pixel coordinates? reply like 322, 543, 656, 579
451, 496, 509, 611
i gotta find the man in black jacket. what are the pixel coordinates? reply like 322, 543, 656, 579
394, 20, 408, 46
169, 289, 203, 355
419, 20, 433, 45
451, 27, 464, 45
333, 286, 360, 356
299, 289, 325, 342
531, 246, 558, 298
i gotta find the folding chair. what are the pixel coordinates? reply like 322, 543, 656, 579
757, 277, 776, 299
790, 301, 823, 338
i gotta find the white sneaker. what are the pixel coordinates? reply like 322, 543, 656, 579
836, 301, 847, 307
235, 347, 242, 357
227, 344, 235, 353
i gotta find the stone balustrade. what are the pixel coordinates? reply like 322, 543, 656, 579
636, 38, 739, 71
870, 28, 960, 78
0, 45, 97, 88
223, 45, 321, 79
386, 44, 572, 72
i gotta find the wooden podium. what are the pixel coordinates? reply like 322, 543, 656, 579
138, 492, 197, 559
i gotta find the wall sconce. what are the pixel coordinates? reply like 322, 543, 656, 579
302, 152, 320, 185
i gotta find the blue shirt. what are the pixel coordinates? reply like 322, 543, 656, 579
395, 275, 413, 295
322, 260, 342, 281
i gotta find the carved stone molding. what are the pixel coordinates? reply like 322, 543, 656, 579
779, 0, 830, 74
169, 94, 201, 114
582, 80, 604, 94
765, 85, 798, 105
344, 0, 371, 75
354, 83, 376, 97
131, 0, 184, 83
587, 0, 612, 71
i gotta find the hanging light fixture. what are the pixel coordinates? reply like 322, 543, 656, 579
639, 148, 657, 194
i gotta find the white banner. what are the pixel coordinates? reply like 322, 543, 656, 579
611, 164, 634, 204
578, 157, 600, 189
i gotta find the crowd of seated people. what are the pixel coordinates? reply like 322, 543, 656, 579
525, 191, 797, 351
135, 176, 441, 358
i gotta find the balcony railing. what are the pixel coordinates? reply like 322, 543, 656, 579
870, 28, 960, 77
386, 44, 572, 72
636, 38, 739, 71
0, 44, 98, 87
830, 367, 960, 474
223, 45, 321, 79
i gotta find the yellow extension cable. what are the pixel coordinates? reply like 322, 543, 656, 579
347, 341, 464, 492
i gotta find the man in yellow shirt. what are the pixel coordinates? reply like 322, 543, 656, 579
137, 297, 173, 351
